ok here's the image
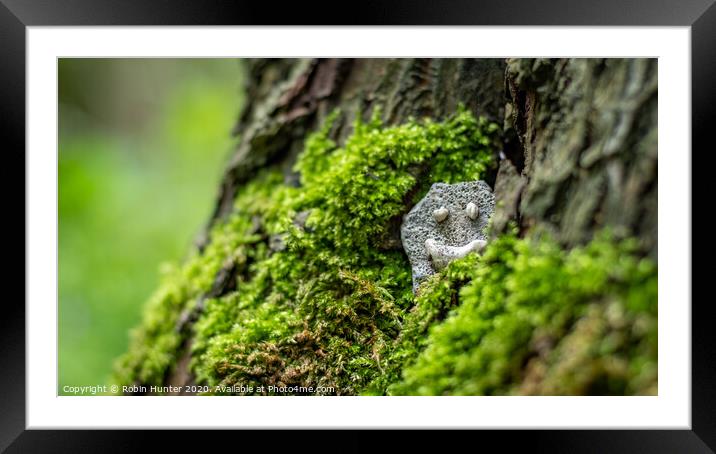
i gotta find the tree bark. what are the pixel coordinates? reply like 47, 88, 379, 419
163, 58, 657, 392
497, 58, 657, 256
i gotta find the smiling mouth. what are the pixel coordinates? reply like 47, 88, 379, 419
425, 238, 487, 271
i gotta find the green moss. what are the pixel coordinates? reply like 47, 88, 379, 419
185, 107, 499, 394
388, 231, 657, 395
113, 106, 656, 396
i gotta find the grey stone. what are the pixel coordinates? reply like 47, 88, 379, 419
400, 181, 495, 292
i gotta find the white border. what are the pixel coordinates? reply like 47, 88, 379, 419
28, 27, 691, 429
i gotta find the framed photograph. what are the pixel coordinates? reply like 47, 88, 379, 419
5, 0, 711, 450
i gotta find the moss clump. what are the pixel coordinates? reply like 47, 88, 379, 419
388, 231, 657, 395
113, 107, 500, 393
113, 106, 657, 396
190, 108, 499, 394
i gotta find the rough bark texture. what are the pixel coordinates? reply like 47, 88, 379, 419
160, 58, 657, 392
498, 58, 657, 256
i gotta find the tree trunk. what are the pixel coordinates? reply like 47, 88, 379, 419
201, 58, 507, 241
116, 58, 657, 396
497, 58, 657, 255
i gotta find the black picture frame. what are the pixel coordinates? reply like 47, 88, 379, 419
3, 0, 711, 451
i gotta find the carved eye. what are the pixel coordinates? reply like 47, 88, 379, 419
465, 202, 479, 220
432, 206, 449, 222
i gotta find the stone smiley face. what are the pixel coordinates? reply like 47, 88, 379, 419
400, 181, 495, 292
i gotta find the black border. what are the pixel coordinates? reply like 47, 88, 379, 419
3, 0, 712, 451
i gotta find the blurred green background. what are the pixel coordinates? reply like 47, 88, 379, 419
59, 59, 244, 393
